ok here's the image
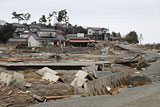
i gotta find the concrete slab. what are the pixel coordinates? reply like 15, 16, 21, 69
0, 72, 13, 86
13, 72, 24, 82
42, 72, 60, 82
94, 71, 113, 79
37, 67, 57, 76
75, 70, 88, 78
71, 77, 87, 87
12, 72, 25, 89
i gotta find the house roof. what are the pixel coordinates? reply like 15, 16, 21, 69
38, 28, 55, 32
66, 34, 77, 37
66, 34, 89, 40
67, 36, 89, 40
29, 25, 55, 32
29, 25, 43, 29
30, 33, 66, 41
8, 38, 27, 42
87, 27, 108, 31
12, 23, 27, 28
68, 40, 98, 43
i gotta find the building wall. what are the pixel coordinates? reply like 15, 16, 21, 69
7, 38, 27, 45
28, 36, 40, 47
88, 29, 102, 35
87, 29, 93, 35
88, 28, 108, 36
20, 34, 30, 38
37, 32, 56, 38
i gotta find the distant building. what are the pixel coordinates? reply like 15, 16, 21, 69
11, 23, 27, 36
66, 33, 98, 47
28, 28, 65, 47
8, 25, 66, 47
0, 20, 7, 26
87, 27, 111, 41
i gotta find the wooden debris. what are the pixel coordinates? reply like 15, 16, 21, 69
32, 94, 46, 102
8, 90, 13, 95
45, 94, 85, 100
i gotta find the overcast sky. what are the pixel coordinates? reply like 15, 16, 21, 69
0, 0, 160, 44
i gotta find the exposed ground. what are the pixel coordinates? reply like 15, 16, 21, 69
0, 83, 35, 107
0, 43, 160, 107
32, 83, 160, 107
32, 58, 160, 107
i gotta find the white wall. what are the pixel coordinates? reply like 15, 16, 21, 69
20, 34, 30, 38
38, 32, 56, 37
28, 36, 40, 47
87, 29, 93, 35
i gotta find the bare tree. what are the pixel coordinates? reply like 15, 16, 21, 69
47, 11, 57, 25
23, 13, 31, 24
12, 12, 24, 23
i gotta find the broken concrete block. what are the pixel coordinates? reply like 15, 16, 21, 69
12, 72, 25, 89
13, 72, 24, 82
37, 67, 57, 76
82, 65, 98, 71
71, 77, 87, 87
32, 94, 46, 102
75, 70, 88, 78
0, 72, 13, 86
94, 71, 113, 79
42, 72, 60, 82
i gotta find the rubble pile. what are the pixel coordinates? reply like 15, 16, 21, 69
0, 42, 160, 106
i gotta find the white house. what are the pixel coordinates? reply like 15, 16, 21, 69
87, 27, 109, 35
19, 29, 31, 38
87, 27, 110, 41
28, 33, 66, 47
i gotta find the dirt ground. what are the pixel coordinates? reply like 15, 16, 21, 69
0, 83, 35, 107
0, 43, 157, 107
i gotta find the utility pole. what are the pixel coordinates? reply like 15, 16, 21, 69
139, 34, 143, 45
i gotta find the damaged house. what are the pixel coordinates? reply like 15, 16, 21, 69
28, 28, 66, 47
66, 33, 98, 47
87, 27, 111, 41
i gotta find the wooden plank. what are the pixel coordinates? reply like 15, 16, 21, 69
45, 94, 85, 100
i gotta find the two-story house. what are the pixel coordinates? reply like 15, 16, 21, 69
66, 33, 98, 47
27, 28, 66, 47
11, 23, 27, 36
87, 27, 110, 41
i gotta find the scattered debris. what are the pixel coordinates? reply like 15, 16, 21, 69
128, 85, 135, 88
0, 42, 160, 106
32, 94, 46, 102
45, 94, 85, 100
24, 83, 32, 88
128, 75, 152, 86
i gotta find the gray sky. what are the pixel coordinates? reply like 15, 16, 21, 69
0, 0, 160, 44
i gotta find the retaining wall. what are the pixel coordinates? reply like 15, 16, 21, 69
84, 70, 129, 96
